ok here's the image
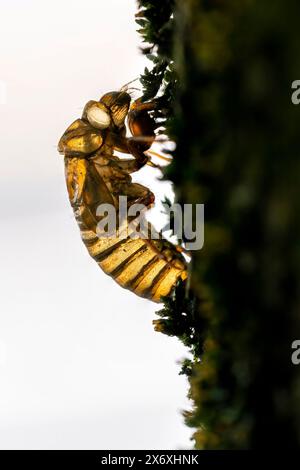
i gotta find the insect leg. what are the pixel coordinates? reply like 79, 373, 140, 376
127, 99, 157, 151
110, 132, 150, 171
117, 182, 155, 208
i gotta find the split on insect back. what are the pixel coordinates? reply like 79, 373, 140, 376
58, 83, 188, 303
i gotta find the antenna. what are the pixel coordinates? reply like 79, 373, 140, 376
120, 78, 140, 92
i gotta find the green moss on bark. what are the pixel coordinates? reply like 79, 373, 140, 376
137, 0, 300, 449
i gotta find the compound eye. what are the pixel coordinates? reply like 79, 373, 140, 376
86, 104, 111, 129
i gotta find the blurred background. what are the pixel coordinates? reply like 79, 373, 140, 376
0, 0, 192, 449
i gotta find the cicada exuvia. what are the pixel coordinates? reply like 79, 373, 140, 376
58, 88, 187, 302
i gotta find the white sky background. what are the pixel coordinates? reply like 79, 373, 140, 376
0, 0, 193, 450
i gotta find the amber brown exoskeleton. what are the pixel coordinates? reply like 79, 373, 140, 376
58, 88, 187, 302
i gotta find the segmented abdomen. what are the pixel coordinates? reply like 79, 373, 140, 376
80, 221, 186, 302
65, 156, 187, 303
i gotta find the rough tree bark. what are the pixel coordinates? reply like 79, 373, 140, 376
137, 0, 300, 449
